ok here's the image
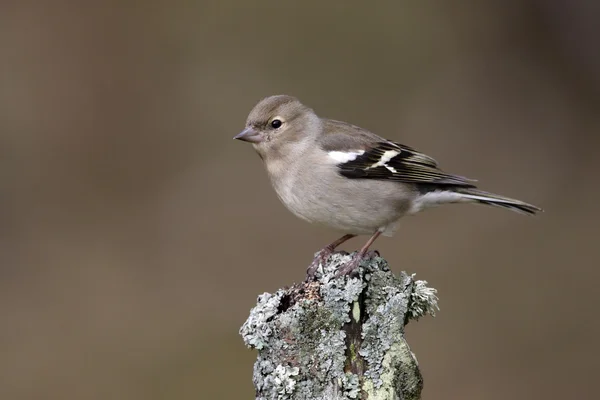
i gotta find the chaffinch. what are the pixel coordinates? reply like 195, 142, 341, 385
235, 95, 541, 278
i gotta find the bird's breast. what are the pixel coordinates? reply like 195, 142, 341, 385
265, 159, 412, 235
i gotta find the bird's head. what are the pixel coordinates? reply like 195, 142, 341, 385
235, 95, 320, 159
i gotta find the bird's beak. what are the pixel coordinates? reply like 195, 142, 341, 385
234, 127, 263, 143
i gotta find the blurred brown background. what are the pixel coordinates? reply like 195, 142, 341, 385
1, 1, 598, 399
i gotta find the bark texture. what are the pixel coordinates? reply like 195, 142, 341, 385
240, 252, 438, 400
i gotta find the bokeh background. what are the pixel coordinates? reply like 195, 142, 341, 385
1, 1, 598, 399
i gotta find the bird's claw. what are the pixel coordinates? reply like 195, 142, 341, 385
364, 250, 380, 259
308, 248, 380, 280
333, 255, 362, 278
305, 248, 333, 281
334, 249, 380, 278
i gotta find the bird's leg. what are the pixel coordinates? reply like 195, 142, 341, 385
306, 234, 356, 279
364, 249, 380, 259
334, 231, 382, 277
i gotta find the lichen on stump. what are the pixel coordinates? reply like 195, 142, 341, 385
240, 252, 438, 400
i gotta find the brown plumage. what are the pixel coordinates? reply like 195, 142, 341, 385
235, 95, 541, 279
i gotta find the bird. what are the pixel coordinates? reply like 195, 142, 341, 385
234, 95, 541, 279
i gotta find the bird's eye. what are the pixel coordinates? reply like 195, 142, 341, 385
270, 119, 282, 129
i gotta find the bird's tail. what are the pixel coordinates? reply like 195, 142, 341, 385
454, 188, 542, 215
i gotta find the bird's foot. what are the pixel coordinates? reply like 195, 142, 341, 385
364, 249, 380, 259
334, 250, 379, 278
334, 254, 363, 278
305, 248, 334, 281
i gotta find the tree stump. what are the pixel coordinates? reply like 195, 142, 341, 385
240, 252, 438, 400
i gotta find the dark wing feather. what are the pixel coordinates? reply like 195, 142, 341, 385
338, 141, 476, 187
317, 119, 475, 187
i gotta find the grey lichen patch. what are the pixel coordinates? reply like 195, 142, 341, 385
319, 253, 366, 323
340, 372, 361, 399
362, 338, 422, 400
359, 282, 410, 388
240, 252, 437, 399
359, 265, 436, 392
241, 291, 285, 350
408, 274, 439, 320
263, 364, 300, 397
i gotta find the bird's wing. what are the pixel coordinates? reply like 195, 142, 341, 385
319, 121, 475, 187
337, 141, 475, 186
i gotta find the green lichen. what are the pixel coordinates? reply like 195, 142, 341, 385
349, 342, 357, 362
240, 252, 437, 399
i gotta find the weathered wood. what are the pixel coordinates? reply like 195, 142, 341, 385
240, 252, 438, 400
